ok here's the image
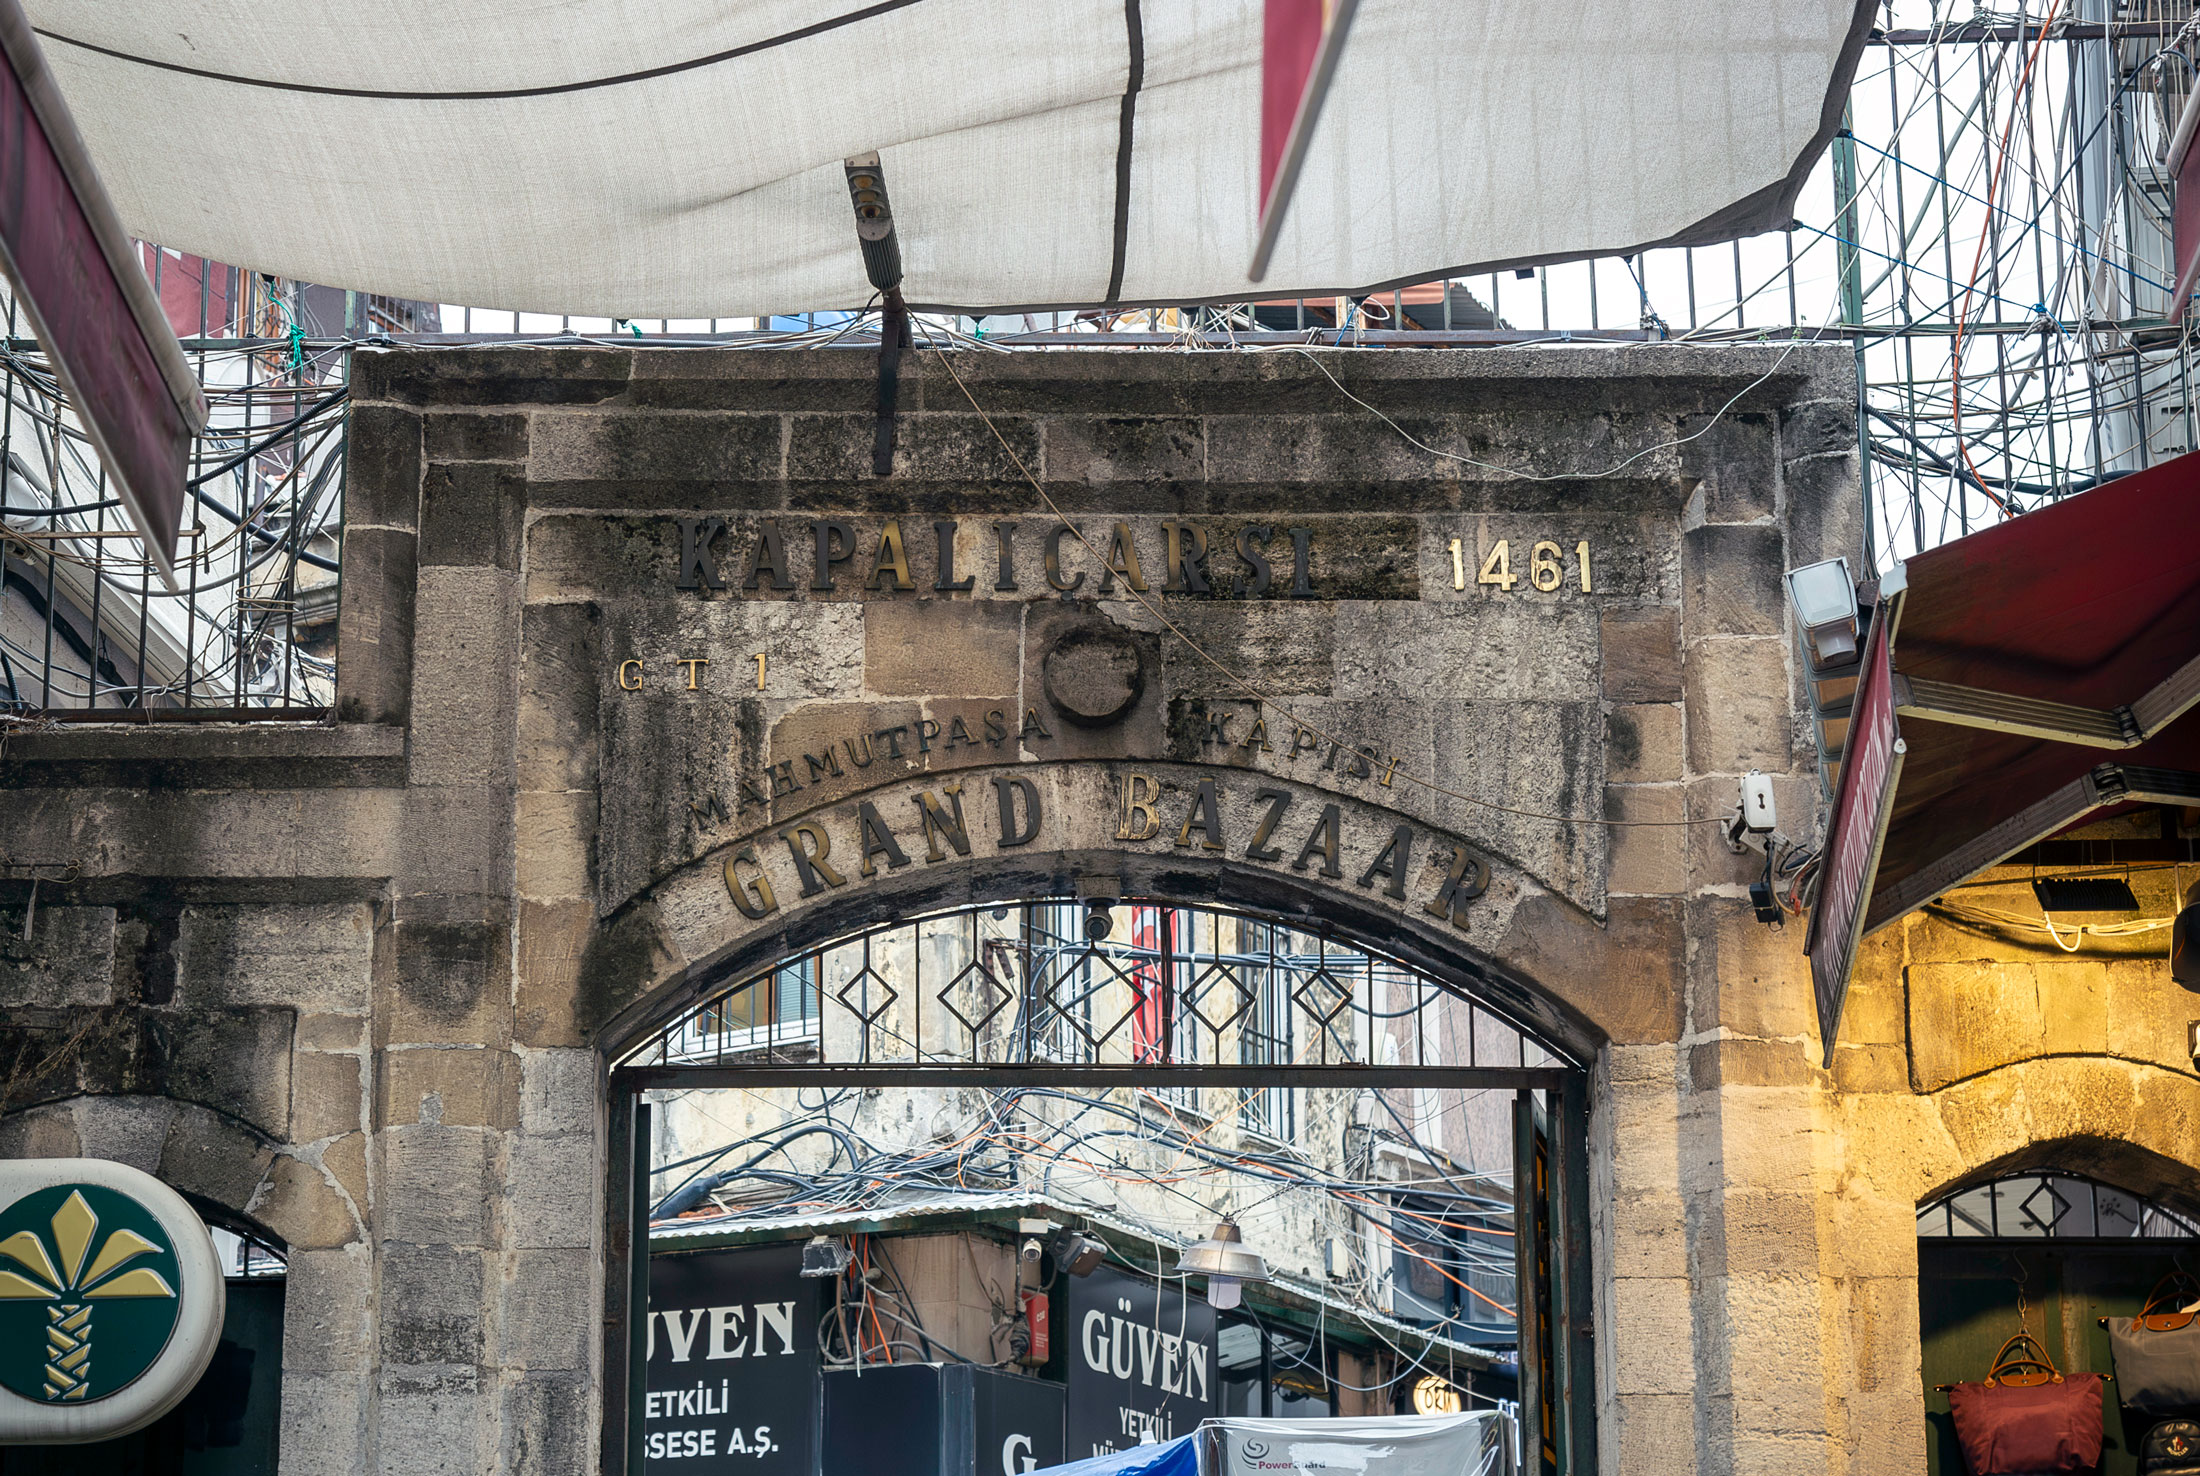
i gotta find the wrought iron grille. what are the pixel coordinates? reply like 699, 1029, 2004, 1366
0, 266, 355, 719
1919, 1171, 2200, 1239
619, 897, 1570, 1078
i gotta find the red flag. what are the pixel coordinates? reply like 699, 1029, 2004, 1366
1129, 905, 1165, 1062
1252, 0, 1359, 281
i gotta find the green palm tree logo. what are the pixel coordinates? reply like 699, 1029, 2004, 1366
0, 1188, 177, 1401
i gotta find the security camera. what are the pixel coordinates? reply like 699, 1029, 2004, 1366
1020, 1237, 1045, 1264
1083, 903, 1114, 943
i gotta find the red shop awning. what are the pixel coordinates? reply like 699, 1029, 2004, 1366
1857, 450, 2200, 935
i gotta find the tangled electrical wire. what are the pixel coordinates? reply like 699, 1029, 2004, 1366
648, 1065, 1521, 1369
1926, 862, 2188, 953
1839, 1, 2200, 560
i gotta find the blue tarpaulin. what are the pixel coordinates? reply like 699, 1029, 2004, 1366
1028, 1436, 1199, 1476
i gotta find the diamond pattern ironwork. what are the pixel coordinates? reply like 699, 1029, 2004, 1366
2019, 1179, 2073, 1235
1054, 947, 1152, 1052
1291, 967, 1352, 1027
1185, 961, 1257, 1036
834, 965, 900, 1026
939, 957, 1017, 1044
627, 900, 1580, 1080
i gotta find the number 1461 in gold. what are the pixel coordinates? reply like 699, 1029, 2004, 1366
1448, 538, 1591, 593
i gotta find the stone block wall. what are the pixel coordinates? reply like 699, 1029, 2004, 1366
13, 344, 2172, 1476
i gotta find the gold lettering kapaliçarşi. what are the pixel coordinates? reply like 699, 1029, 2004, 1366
672, 518, 1317, 599
716, 771, 1490, 931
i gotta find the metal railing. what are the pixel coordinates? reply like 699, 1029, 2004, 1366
0, 268, 358, 719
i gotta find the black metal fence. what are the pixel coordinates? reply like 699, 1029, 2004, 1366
0, 268, 353, 719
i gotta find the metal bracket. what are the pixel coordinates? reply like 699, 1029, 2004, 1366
1893, 673, 2137, 747
871, 289, 910, 477
1864, 763, 2200, 932
1892, 648, 2200, 751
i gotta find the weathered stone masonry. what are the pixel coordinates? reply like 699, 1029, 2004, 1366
6, 344, 2186, 1476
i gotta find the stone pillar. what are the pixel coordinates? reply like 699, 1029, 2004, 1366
360, 373, 603, 1475
1653, 393, 1863, 1476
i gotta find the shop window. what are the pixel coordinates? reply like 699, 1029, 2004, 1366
1917, 1172, 2200, 1476
1026, 902, 1099, 1063
1237, 920, 1296, 1143
673, 957, 819, 1059
1388, 1196, 1516, 1345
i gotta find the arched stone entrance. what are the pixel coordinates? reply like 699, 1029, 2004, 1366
589, 763, 1634, 1066
599, 868, 1600, 1474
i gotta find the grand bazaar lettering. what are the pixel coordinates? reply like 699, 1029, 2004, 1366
717, 770, 1492, 930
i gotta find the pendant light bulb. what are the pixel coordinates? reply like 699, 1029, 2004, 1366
1174, 1218, 1268, 1310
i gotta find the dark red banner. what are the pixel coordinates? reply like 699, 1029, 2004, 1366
1252, 0, 1359, 280
0, 2, 202, 583
1805, 592, 1907, 1067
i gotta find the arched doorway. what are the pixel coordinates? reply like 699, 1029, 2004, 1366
604, 893, 1596, 1475
1917, 1170, 2200, 1476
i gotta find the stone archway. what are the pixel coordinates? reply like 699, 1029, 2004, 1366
589, 813, 1615, 1475
581, 759, 1654, 1066
0, 1094, 362, 1253
1796, 1059, 2200, 1475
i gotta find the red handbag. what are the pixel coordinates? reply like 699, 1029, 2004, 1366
1946, 1333, 2106, 1476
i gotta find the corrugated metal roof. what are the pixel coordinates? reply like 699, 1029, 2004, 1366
651, 1188, 1055, 1243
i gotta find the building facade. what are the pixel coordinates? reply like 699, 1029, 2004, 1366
4, 343, 2194, 1475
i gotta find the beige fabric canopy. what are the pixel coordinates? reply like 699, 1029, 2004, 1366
27, 0, 1875, 319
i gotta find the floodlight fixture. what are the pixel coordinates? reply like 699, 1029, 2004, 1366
1785, 557, 1861, 670
843, 152, 903, 293
2032, 877, 2140, 916
1048, 1229, 1108, 1277
800, 1235, 852, 1278
1175, 1219, 1269, 1311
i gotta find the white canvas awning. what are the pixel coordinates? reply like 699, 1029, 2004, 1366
25, 0, 1874, 319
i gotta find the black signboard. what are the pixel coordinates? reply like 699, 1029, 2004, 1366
646, 1244, 819, 1473
977, 1367, 1066, 1475
1065, 1268, 1216, 1460
822, 1364, 1065, 1476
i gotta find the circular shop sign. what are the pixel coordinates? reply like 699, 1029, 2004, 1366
0, 1184, 185, 1403
0, 1162, 222, 1446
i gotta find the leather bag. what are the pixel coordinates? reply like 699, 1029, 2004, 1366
2111, 1276, 2200, 1417
2142, 1418, 2200, 1476
1946, 1333, 2106, 1476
